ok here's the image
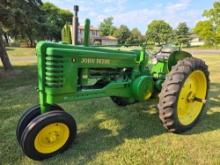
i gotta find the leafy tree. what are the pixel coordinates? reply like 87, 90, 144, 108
0, 0, 42, 70
146, 20, 173, 45
217, 24, 220, 43
113, 25, 131, 44
175, 22, 191, 47
99, 17, 116, 36
193, 2, 220, 46
0, 1, 72, 70
41, 2, 73, 41
203, 2, 220, 26
193, 21, 215, 46
2, 0, 43, 47
127, 28, 144, 44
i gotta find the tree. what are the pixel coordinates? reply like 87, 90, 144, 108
0, 31, 12, 70
0, 0, 43, 70
0, 7, 12, 70
99, 17, 116, 36
0, 1, 72, 70
113, 25, 131, 44
217, 24, 220, 43
2, 0, 43, 47
193, 21, 215, 46
203, 2, 220, 26
41, 2, 73, 41
127, 28, 144, 44
175, 22, 191, 47
193, 1, 220, 46
146, 20, 173, 45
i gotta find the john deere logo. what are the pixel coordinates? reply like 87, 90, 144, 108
81, 58, 110, 64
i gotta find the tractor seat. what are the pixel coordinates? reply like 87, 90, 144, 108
156, 47, 177, 60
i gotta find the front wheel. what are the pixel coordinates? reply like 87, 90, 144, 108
158, 57, 209, 133
16, 104, 63, 145
20, 110, 77, 160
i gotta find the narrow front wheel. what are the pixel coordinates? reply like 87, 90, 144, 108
16, 104, 63, 145
20, 110, 77, 160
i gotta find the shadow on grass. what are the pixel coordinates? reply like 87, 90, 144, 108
47, 99, 164, 164
50, 83, 220, 164
0, 64, 37, 88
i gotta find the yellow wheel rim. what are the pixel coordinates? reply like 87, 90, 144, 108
177, 70, 207, 126
34, 122, 70, 154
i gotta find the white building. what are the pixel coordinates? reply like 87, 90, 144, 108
78, 25, 100, 44
101, 36, 118, 45
70, 25, 118, 45
190, 34, 205, 46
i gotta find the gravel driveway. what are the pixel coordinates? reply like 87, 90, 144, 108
183, 49, 220, 55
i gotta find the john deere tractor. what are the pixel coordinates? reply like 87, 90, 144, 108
16, 19, 209, 160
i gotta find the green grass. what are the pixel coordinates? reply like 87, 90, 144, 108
6, 47, 36, 57
0, 48, 219, 165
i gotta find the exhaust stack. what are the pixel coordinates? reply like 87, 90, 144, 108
72, 5, 79, 45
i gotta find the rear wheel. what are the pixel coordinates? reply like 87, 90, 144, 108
16, 104, 63, 145
158, 57, 209, 133
20, 110, 77, 160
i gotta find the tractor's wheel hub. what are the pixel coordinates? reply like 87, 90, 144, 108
177, 70, 207, 126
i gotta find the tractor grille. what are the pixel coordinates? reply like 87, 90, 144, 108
45, 55, 64, 88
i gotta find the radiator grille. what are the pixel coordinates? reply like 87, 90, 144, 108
45, 55, 64, 88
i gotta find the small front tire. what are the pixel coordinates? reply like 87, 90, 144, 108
20, 110, 77, 160
16, 104, 63, 145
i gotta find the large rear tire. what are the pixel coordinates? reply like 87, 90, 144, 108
158, 57, 209, 133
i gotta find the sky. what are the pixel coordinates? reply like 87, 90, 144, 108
43, 0, 218, 34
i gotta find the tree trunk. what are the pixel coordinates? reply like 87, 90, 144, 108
27, 34, 34, 47
0, 35, 12, 70
3, 33, 9, 46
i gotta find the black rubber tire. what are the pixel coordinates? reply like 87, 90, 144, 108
20, 110, 77, 160
158, 57, 209, 133
111, 96, 134, 106
16, 104, 63, 145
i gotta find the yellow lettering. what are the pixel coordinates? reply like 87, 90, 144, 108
81, 58, 110, 64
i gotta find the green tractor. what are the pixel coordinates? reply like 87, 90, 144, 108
16, 19, 209, 160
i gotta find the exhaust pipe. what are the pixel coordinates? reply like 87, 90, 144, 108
72, 5, 79, 45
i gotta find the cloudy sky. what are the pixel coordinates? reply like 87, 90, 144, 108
43, 0, 217, 33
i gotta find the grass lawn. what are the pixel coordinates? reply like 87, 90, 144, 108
0, 48, 219, 165
6, 47, 36, 57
